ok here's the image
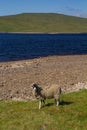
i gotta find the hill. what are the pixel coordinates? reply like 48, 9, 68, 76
0, 13, 87, 32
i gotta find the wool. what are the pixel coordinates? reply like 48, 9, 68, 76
32, 83, 62, 109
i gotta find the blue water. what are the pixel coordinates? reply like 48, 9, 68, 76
0, 33, 87, 62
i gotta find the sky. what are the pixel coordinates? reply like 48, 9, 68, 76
0, 0, 87, 18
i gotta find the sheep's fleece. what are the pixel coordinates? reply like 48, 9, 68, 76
32, 83, 62, 109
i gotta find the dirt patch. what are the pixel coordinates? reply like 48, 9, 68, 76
0, 55, 87, 100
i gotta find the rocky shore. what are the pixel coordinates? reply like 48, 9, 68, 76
0, 55, 87, 101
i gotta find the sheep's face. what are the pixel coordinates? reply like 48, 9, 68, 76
32, 84, 38, 97
32, 83, 38, 91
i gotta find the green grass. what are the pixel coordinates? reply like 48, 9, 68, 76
0, 13, 87, 32
0, 90, 87, 130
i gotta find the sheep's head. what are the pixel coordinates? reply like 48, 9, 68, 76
32, 83, 42, 97
32, 83, 38, 90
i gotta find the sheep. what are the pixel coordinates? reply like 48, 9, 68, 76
32, 83, 62, 109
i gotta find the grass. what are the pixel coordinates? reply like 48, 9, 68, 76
0, 13, 87, 32
0, 90, 87, 130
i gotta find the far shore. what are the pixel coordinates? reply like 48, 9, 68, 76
0, 32, 87, 34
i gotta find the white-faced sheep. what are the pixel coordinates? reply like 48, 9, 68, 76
32, 83, 62, 109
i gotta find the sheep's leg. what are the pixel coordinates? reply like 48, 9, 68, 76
56, 101, 59, 106
54, 99, 56, 104
39, 98, 45, 109
42, 99, 45, 105
56, 98, 60, 106
39, 100, 42, 109
55, 98, 60, 106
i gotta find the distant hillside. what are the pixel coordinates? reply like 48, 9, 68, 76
0, 13, 87, 32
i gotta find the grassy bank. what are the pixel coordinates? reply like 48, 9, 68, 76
0, 90, 87, 130
0, 13, 87, 32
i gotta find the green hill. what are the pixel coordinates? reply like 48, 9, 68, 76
0, 13, 87, 33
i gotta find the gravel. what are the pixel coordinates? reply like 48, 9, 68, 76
0, 55, 87, 101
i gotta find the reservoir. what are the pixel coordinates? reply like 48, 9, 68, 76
0, 33, 87, 62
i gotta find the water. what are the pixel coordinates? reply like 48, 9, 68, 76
0, 33, 87, 62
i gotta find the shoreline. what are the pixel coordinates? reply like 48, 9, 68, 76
0, 55, 87, 100
0, 32, 87, 34
0, 54, 87, 64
